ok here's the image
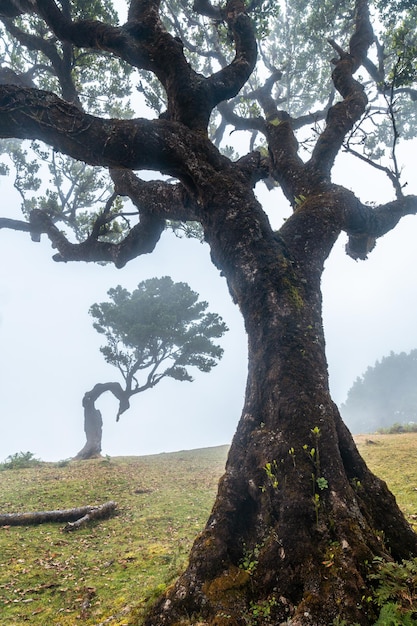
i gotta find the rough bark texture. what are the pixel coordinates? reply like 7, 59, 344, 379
142, 178, 417, 626
1, 0, 417, 624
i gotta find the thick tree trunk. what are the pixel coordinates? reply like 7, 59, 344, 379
144, 187, 417, 625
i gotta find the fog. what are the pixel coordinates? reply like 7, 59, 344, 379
1, 140, 417, 462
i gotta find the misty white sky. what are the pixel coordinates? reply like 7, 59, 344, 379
1, 138, 417, 462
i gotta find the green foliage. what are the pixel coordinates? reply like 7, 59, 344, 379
90, 276, 228, 392
388, 26, 417, 88
55, 458, 71, 468
316, 476, 328, 490
370, 557, 417, 625
302, 427, 329, 525
246, 597, 278, 625
261, 460, 279, 491
240, 541, 264, 576
350, 1, 417, 161
0, 0, 133, 239
259, 0, 351, 117
0, 0, 416, 240
341, 350, 417, 434
0, 451, 41, 470
376, 0, 417, 29
333, 550, 417, 625
152, 0, 417, 163
373, 602, 416, 625
12, 144, 125, 242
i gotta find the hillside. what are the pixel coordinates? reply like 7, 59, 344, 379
0, 437, 417, 625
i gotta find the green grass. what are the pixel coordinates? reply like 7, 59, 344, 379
1, 435, 417, 625
355, 433, 417, 530
0, 446, 228, 625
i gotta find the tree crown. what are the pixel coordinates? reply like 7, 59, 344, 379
90, 276, 228, 388
0, 0, 416, 264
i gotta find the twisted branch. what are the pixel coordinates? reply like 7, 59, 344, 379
308, 0, 374, 177
344, 195, 417, 260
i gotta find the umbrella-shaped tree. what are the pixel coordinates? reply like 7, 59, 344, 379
75, 276, 228, 459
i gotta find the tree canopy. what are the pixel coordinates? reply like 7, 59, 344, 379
92, 276, 227, 389
75, 275, 228, 459
0, 0, 416, 241
1, 0, 417, 624
341, 349, 417, 433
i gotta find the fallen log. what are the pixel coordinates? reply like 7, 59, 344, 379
0, 501, 117, 529
63, 501, 117, 532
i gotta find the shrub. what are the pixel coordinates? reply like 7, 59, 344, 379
376, 422, 417, 434
0, 451, 41, 470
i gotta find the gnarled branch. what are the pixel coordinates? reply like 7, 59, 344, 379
344, 195, 417, 260
308, 0, 374, 177
208, 5, 257, 108
29, 208, 165, 267
0, 84, 207, 175
110, 168, 200, 222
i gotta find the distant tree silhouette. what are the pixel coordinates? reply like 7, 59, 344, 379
341, 350, 417, 433
75, 276, 228, 459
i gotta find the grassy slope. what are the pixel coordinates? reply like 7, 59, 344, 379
355, 434, 417, 524
1, 436, 417, 625
0, 446, 228, 625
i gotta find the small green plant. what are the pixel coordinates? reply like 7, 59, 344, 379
369, 556, 417, 624
245, 597, 277, 625
288, 447, 296, 468
240, 542, 264, 575
294, 194, 307, 207
262, 460, 279, 491
316, 476, 329, 491
303, 427, 328, 525
0, 451, 41, 470
373, 602, 416, 625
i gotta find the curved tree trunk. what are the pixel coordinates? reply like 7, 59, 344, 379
74, 394, 103, 460
74, 382, 130, 460
144, 184, 417, 625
